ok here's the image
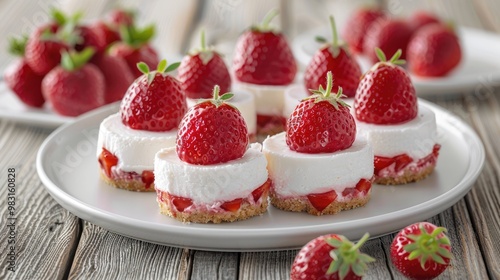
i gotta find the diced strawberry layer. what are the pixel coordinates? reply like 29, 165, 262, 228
98, 148, 154, 188
374, 144, 441, 176
252, 179, 271, 202
221, 198, 243, 212
170, 194, 193, 212
307, 191, 338, 212
141, 170, 155, 189
98, 148, 118, 177
341, 178, 372, 198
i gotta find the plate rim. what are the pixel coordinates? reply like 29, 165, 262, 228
36, 100, 485, 250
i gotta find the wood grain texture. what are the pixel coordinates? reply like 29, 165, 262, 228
0, 122, 80, 280
190, 251, 239, 280
239, 251, 296, 280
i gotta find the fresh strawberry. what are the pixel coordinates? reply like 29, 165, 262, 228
109, 24, 159, 78
107, 8, 135, 28
90, 21, 121, 48
42, 48, 105, 116
3, 36, 45, 107
291, 233, 375, 280
304, 16, 362, 98
98, 148, 118, 177
169, 194, 193, 212
25, 25, 68, 75
287, 71, 356, 153
354, 48, 417, 124
408, 11, 441, 33
91, 53, 134, 103
374, 156, 394, 174
233, 9, 297, 85
394, 154, 413, 172
141, 170, 155, 189
120, 60, 186, 131
407, 24, 462, 77
220, 198, 243, 212
363, 19, 413, 63
74, 25, 106, 53
307, 190, 337, 212
252, 180, 270, 202
342, 7, 385, 54
178, 30, 231, 99
355, 178, 371, 194
391, 222, 452, 279
176, 85, 248, 165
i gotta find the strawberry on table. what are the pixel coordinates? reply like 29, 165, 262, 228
178, 30, 231, 99
233, 9, 297, 85
90, 21, 121, 49
25, 24, 69, 75
4, 36, 45, 108
109, 24, 159, 78
408, 11, 441, 33
407, 23, 462, 77
363, 18, 413, 63
354, 48, 417, 124
120, 59, 186, 131
391, 222, 452, 280
287, 71, 356, 154
42, 48, 105, 116
91, 53, 134, 104
291, 233, 375, 280
304, 16, 362, 98
107, 8, 136, 28
176, 85, 248, 165
342, 7, 385, 54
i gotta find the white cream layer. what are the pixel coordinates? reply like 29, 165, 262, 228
97, 113, 177, 172
355, 103, 438, 159
283, 85, 354, 119
262, 133, 374, 197
233, 81, 289, 116
186, 90, 257, 135
154, 143, 268, 204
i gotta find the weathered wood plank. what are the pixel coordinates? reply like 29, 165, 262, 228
190, 251, 239, 280
0, 122, 80, 280
68, 222, 187, 280
239, 251, 296, 280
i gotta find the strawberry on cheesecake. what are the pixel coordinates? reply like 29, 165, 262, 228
232, 9, 297, 136
154, 86, 270, 223
263, 72, 374, 216
178, 31, 257, 141
354, 49, 440, 185
97, 60, 187, 191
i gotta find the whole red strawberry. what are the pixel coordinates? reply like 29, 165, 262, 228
342, 7, 385, 54
407, 24, 462, 77
408, 11, 441, 33
4, 36, 45, 108
287, 71, 356, 154
291, 233, 375, 280
109, 24, 159, 78
363, 19, 413, 63
354, 48, 417, 124
107, 9, 135, 28
90, 21, 121, 48
91, 53, 134, 103
178, 30, 231, 99
25, 25, 68, 75
391, 222, 452, 280
42, 48, 105, 116
304, 16, 362, 98
120, 59, 186, 131
233, 9, 297, 85
176, 85, 248, 165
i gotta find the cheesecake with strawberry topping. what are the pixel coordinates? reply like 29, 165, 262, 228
97, 60, 187, 191
263, 72, 374, 216
233, 9, 297, 136
154, 86, 269, 223
354, 49, 440, 185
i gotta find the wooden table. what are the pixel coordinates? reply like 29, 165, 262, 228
1, 1, 500, 279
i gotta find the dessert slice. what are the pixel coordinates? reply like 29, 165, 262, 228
232, 9, 297, 135
263, 72, 374, 216
155, 86, 269, 223
97, 60, 187, 191
354, 49, 440, 184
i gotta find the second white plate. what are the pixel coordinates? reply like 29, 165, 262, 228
293, 27, 500, 96
36, 100, 484, 251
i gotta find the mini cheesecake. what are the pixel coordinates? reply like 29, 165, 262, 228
356, 103, 440, 184
187, 90, 257, 142
263, 133, 373, 216
97, 113, 176, 191
154, 143, 270, 223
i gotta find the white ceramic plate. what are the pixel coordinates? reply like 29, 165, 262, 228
36, 100, 484, 251
293, 27, 500, 96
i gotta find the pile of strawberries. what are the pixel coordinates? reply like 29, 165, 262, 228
343, 8, 462, 77
4, 8, 159, 116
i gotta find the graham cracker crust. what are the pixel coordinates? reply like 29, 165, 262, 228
375, 164, 436, 185
99, 170, 155, 192
157, 195, 269, 223
270, 192, 371, 216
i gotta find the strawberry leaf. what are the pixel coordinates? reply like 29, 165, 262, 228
137, 62, 150, 74
8, 35, 28, 57
157, 59, 167, 73
252, 9, 280, 33
164, 62, 180, 73
220, 93, 234, 100
61, 47, 95, 71
375, 47, 386, 62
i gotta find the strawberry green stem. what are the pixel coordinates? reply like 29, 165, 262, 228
61, 47, 95, 71
375, 47, 405, 65
325, 71, 333, 98
329, 15, 338, 48
260, 9, 279, 30
351, 233, 370, 252
404, 225, 452, 269
200, 29, 207, 52
210, 85, 234, 107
